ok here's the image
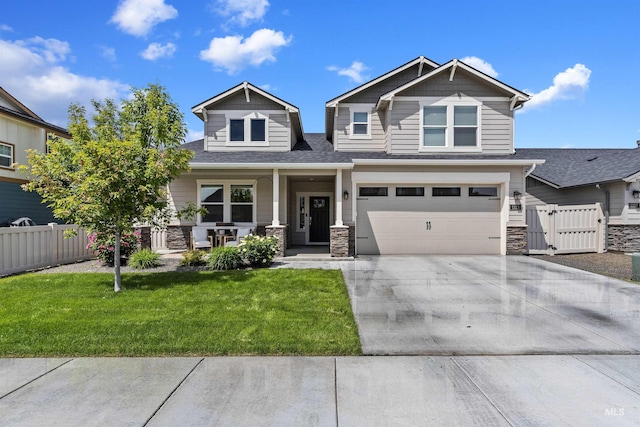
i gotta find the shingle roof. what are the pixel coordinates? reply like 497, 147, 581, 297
0, 105, 71, 137
515, 148, 640, 188
185, 133, 539, 165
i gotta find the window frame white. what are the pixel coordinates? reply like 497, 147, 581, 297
197, 180, 257, 226
348, 105, 372, 140
0, 141, 14, 169
225, 112, 270, 146
419, 96, 482, 153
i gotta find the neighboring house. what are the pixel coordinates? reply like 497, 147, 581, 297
517, 146, 640, 251
168, 56, 545, 256
0, 87, 71, 225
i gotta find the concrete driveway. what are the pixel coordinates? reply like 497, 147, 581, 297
341, 255, 640, 355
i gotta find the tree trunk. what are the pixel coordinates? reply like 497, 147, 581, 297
114, 230, 122, 292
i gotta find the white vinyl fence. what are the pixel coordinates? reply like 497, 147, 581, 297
526, 203, 605, 255
0, 224, 93, 276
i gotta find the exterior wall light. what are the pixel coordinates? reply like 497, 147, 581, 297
343, 190, 349, 200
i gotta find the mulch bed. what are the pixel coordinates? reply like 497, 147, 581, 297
533, 251, 633, 281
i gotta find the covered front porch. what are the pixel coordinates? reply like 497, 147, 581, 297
166, 165, 354, 258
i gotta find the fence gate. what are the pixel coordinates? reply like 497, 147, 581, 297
526, 203, 604, 255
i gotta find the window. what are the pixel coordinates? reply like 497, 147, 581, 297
230, 185, 253, 222
200, 184, 224, 222
198, 181, 255, 224
226, 113, 269, 144
0, 142, 14, 168
421, 99, 480, 151
359, 187, 388, 197
352, 112, 369, 135
469, 187, 498, 197
396, 187, 425, 197
454, 106, 477, 147
432, 187, 461, 197
229, 119, 244, 141
250, 119, 266, 141
423, 106, 446, 147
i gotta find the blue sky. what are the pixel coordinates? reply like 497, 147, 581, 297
1, 0, 639, 148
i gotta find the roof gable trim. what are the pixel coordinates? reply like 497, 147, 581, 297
192, 82, 299, 114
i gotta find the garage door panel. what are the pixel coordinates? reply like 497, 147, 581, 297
356, 185, 501, 255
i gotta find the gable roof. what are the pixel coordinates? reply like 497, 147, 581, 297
377, 59, 530, 111
191, 81, 304, 141
0, 87, 42, 120
325, 56, 440, 108
515, 147, 640, 188
0, 87, 71, 137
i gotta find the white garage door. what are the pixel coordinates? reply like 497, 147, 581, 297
356, 185, 502, 255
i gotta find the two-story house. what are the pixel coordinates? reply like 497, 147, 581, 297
0, 87, 71, 225
168, 56, 545, 256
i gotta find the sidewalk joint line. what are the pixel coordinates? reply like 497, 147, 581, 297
0, 358, 74, 401
142, 357, 205, 426
334, 357, 339, 427
571, 354, 640, 396
451, 357, 514, 427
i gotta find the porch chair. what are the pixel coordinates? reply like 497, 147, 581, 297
191, 226, 213, 250
224, 227, 253, 247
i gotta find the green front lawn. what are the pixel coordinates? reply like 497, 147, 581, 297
0, 269, 361, 357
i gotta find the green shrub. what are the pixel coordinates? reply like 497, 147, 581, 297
179, 249, 207, 267
208, 246, 243, 270
239, 234, 279, 268
129, 249, 161, 269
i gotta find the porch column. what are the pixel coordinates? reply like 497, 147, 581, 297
335, 169, 344, 226
272, 168, 280, 226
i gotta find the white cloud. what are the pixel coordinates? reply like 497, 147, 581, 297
1, 24, 13, 32
327, 61, 369, 84
259, 84, 271, 91
99, 46, 117, 62
199, 28, 291, 74
0, 37, 129, 126
110, 0, 178, 37
460, 56, 498, 78
186, 128, 204, 142
216, 0, 269, 27
524, 64, 592, 110
140, 42, 176, 60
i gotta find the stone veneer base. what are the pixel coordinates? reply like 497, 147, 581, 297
608, 224, 640, 252
330, 225, 355, 257
506, 226, 527, 255
266, 225, 288, 257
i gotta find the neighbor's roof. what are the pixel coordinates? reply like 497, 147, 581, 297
515, 147, 640, 188
0, 87, 71, 137
184, 133, 544, 168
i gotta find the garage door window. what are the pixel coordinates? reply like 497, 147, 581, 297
432, 187, 461, 197
359, 187, 388, 197
469, 187, 498, 197
396, 187, 425, 197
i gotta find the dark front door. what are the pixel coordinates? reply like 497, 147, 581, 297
309, 196, 330, 243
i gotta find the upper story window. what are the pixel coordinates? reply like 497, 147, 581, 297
0, 142, 14, 168
226, 113, 268, 146
348, 106, 372, 139
420, 98, 481, 152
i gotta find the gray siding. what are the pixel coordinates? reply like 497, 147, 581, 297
526, 178, 624, 218
213, 91, 283, 111
334, 105, 385, 152
387, 99, 513, 155
205, 112, 291, 152
343, 64, 436, 104
398, 70, 503, 98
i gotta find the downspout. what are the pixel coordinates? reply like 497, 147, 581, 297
596, 184, 610, 252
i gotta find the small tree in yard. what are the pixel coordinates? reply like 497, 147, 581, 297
21, 84, 192, 292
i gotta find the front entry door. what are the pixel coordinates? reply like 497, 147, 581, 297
309, 196, 330, 243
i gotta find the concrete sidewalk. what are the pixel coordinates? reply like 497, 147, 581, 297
1, 356, 638, 426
